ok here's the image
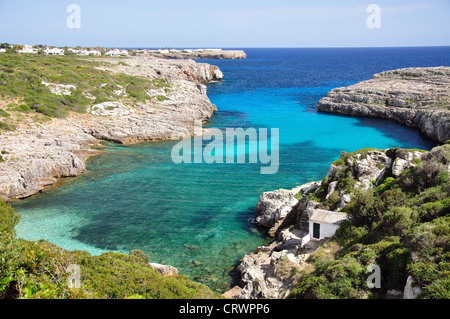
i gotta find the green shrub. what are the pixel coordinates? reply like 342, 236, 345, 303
0, 121, 15, 131
291, 145, 450, 299
375, 177, 396, 194
0, 200, 20, 235
129, 249, 150, 264
0, 54, 170, 121
0, 200, 218, 299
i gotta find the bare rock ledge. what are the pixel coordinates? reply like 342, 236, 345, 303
317, 66, 450, 143
0, 56, 222, 201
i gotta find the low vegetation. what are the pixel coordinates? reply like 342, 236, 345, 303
0, 201, 218, 299
0, 53, 169, 127
289, 144, 450, 299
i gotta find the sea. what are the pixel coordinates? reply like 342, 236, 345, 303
13, 47, 450, 292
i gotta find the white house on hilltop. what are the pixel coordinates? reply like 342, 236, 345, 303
68, 48, 81, 54
0, 48, 6, 53
80, 50, 101, 56
18, 45, 38, 54
105, 49, 129, 56
68, 48, 102, 56
44, 48, 64, 55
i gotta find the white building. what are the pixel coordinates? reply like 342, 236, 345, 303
67, 48, 81, 54
105, 49, 128, 56
79, 50, 101, 56
44, 48, 64, 55
158, 49, 169, 54
18, 45, 38, 54
0, 48, 6, 53
307, 209, 348, 241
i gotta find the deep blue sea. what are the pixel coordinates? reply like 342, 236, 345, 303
13, 47, 449, 292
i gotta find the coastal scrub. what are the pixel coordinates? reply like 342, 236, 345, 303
0, 200, 219, 299
0, 53, 169, 122
289, 144, 450, 299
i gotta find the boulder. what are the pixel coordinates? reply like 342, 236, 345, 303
149, 263, 179, 276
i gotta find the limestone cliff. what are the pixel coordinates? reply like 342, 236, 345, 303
317, 67, 450, 143
0, 56, 222, 201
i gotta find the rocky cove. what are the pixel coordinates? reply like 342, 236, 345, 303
0, 55, 223, 201
1, 58, 449, 299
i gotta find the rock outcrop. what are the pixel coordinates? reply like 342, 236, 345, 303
255, 182, 320, 236
0, 124, 99, 200
149, 263, 179, 276
234, 226, 320, 299
0, 56, 222, 201
158, 50, 247, 60
317, 67, 450, 143
233, 147, 430, 299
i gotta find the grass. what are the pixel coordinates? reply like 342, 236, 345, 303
0, 53, 170, 122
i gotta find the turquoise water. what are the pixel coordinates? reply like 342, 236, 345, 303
13, 48, 447, 292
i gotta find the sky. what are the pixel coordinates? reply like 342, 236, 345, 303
0, 0, 449, 48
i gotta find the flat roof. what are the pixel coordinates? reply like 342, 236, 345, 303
308, 209, 348, 225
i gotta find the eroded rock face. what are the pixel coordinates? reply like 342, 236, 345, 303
149, 263, 179, 276
234, 226, 319, 299
0, 125, 99, 200
83, 80, 217, 144
159, 50, 247, 60
255, 188, 299, 228
255, 182, 320, 236
100, 56, 224, 84
317, 67, 450, 143
391, 151, 424, 177
348, 150, 392, 190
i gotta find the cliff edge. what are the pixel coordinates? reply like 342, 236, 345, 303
0, 55, 222, 201
317, 67, 450, 143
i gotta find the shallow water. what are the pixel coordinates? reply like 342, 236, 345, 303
14, 47, 448, 292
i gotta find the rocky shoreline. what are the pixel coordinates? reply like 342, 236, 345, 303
230, 146, 438, 299
229, 66, 450, 299
2, 61, 448, 299
0, 55, 223, 201
317, 66, 450, 143
156, 49, 247, 60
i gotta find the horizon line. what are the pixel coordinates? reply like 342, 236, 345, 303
3, 41, 450, 50
122, 45, 450, 49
